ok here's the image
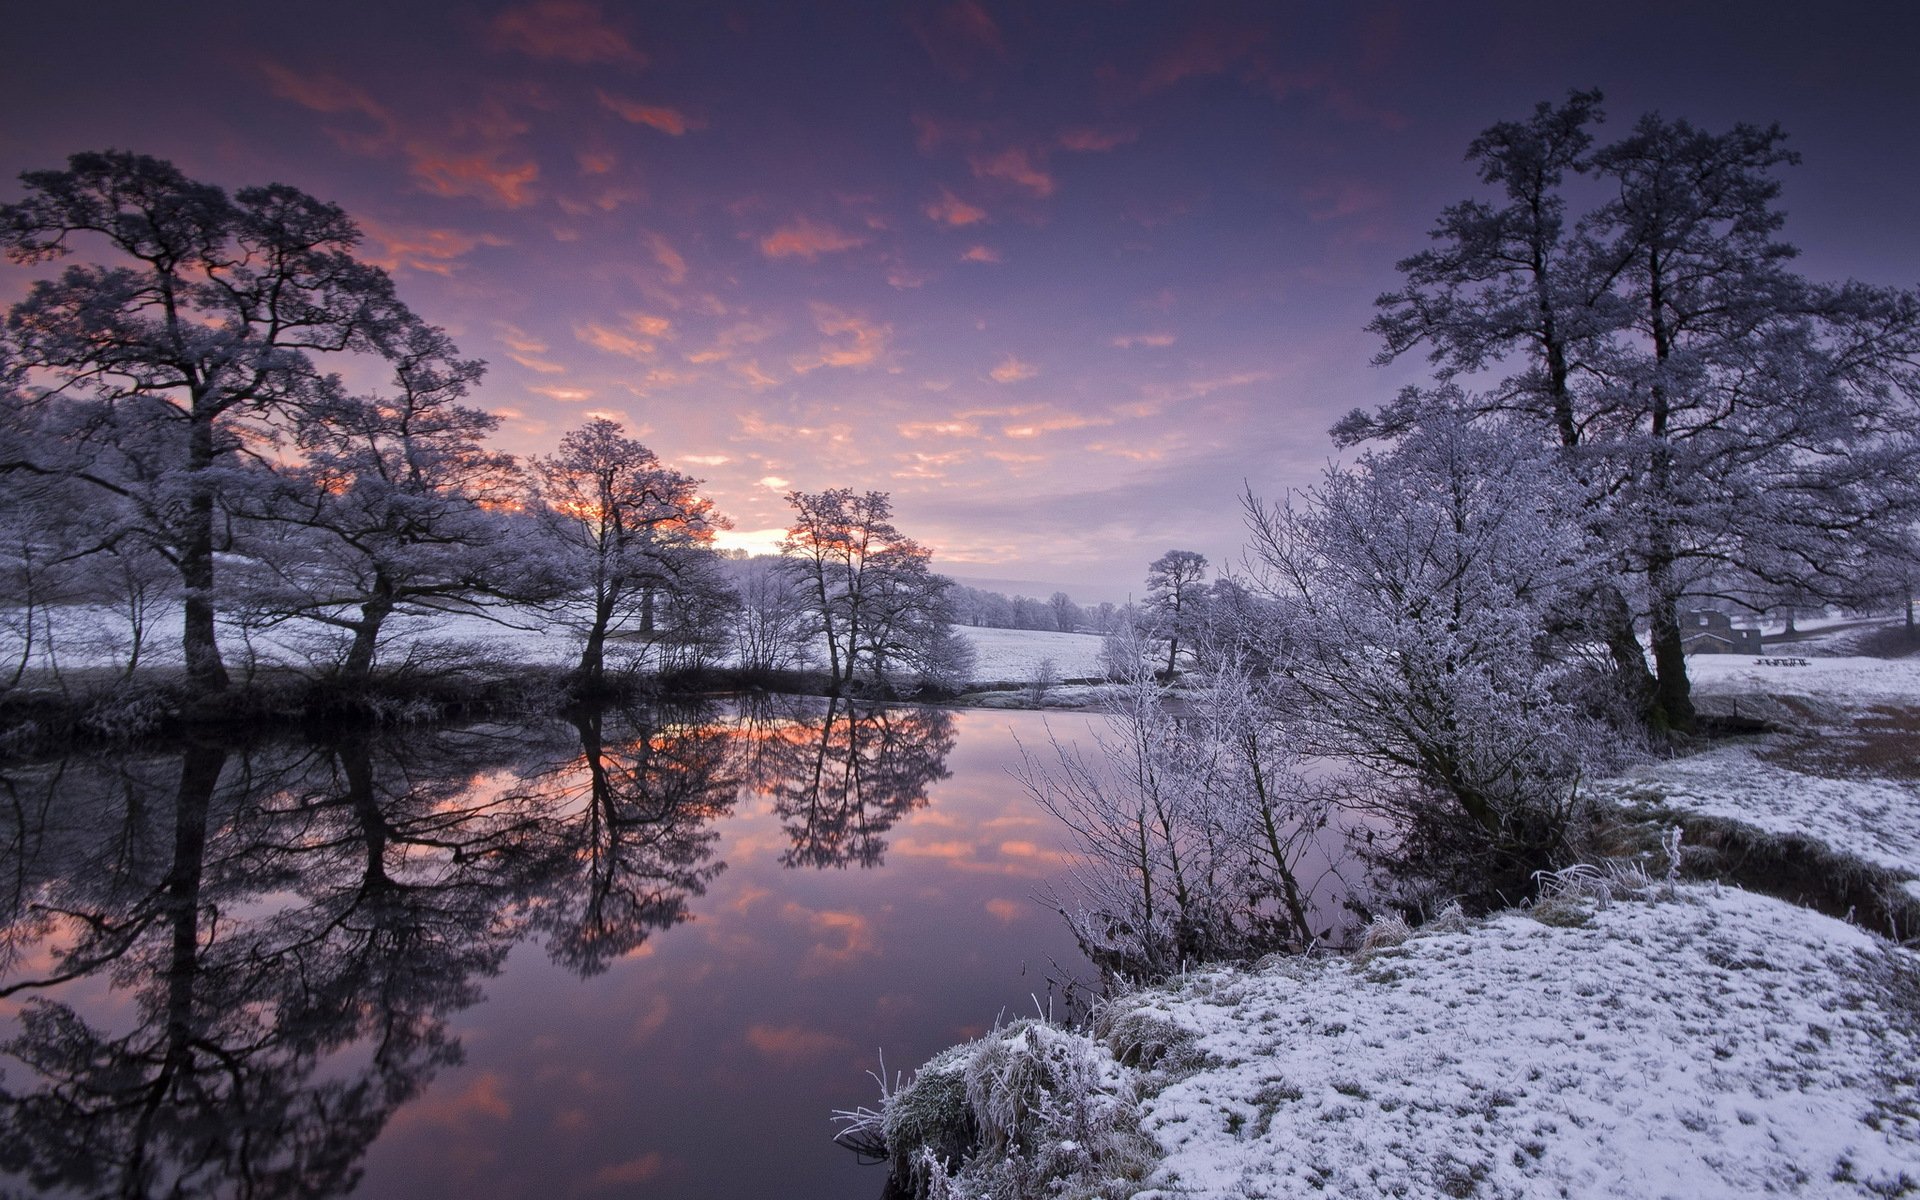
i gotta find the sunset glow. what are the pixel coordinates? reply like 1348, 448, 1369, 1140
5, 1, 1915, 594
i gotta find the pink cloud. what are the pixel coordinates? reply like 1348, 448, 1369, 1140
646, 232, 689, 285
357, 219, 508, 276
1112, 332, 1177, 348
744, 1024, 851, 1065
597, 90, 703, 135
409, 152, 540, 208
925, 187, 988, 227
989, 354, 1038, 384
961, 244, 1002, 264
791, 305, 891, 372
758, 216, 868, 261
970, 147, 1054, 198
490, 0, 647, 65
592, 1153, 667, 1186
1059, 127, 1138, 152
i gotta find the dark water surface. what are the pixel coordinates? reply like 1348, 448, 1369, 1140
0, 699, 1098, 1199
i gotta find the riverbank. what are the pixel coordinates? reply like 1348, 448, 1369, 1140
851, 629, 1920, 1199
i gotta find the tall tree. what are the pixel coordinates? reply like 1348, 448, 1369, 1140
0, 151, 423, 695
532, 418, 721, 692
1359, 98, 1920, 734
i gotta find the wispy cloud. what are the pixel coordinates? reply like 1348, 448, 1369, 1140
758, 216, 868, 261
576, 312, 674, 360
1112, 331, 1177, 348
961, 244, 1002, 264
489, 0, 647, 65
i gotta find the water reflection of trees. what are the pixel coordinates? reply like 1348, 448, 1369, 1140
519, 704, 739, 976
738, 697, 956, 869
0, 706, 741, 1198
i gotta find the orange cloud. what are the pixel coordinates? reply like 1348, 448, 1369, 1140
1059, 127, 1138, 152
491, 0, 646, 64
686, 319, 776, 364
758, 216, 868, 260
531, 385, 594, 402
1112, 332, 1177, 348
577, 149, 616, 174
989, 354, 1038, 384
971, 147, 1054, 197
962, 244, 1002, 264
576, 312, 672, 360
925, 187, 988, 227
597, 90, 703, 135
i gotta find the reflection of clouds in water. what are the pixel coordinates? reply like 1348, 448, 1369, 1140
744, 1023, 854, 1066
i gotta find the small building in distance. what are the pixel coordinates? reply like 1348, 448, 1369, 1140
1680, 610, 1765, 655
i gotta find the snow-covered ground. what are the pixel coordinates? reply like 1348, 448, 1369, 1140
956, 626, 1106, 684
1687, 653, 1920, 710
1124, 887, 1918, 1199
3, 601, 1106, 688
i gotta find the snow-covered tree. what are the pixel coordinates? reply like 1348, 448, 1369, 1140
1245, 416, 1610, 887
0, 152, 427, 695
725, 555, 815, 676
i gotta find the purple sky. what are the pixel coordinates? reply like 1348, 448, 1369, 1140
5, 1, 1918, 598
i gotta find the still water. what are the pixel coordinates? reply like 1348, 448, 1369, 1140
0, 699, 1101, 1199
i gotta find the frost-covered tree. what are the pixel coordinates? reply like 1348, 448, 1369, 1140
779, 488, 961, 694
1357, 96, 1920, 734
532, 419, 723, 692
1048, 591, 1080, 633
0, 152, 427, 695
240, 323, 525, 681
1143, 549, 1207, 678
1245, 416, 1610, 887
725, 555, 815, 675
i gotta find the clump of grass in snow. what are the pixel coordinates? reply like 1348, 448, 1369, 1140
840, 1019, 1155, 1200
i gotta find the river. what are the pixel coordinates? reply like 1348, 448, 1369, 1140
0, 698, 1117, 1199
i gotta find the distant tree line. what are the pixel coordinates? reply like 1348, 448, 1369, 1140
0, 152, 965, 715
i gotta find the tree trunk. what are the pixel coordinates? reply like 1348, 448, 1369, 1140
578, 581, 621, 692
181, 411, 229, 695
342, 586, 394, 681
1646, 580, 1695, 736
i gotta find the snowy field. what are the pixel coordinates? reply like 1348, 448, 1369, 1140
2, 601, 1106, 688
1124, 887, 1918, 1199
956, 626, 1105, 683
1688, 653, 1920, 710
